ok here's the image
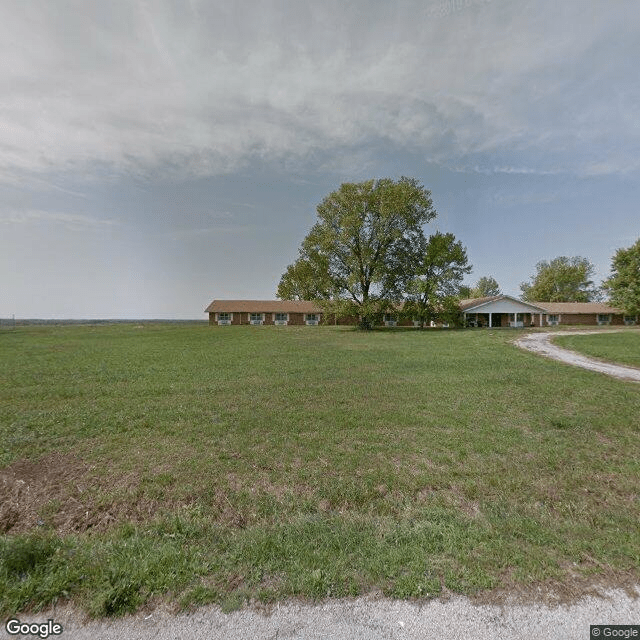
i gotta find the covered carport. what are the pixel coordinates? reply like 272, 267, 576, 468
460, 295, 547, 328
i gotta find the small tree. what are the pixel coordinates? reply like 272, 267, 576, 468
471, 276, 501, 298
277, 177, 437, 329
602, 238, 640, 315
520, 256, 596, 302
403, 232, 471, 328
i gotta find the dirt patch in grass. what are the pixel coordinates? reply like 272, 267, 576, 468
472, 564, 640, 607
0, 453, 317, 535
0, 453, 174, 534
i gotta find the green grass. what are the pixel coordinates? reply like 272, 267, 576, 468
553, 330, 640, 368
1, 324, 639, 616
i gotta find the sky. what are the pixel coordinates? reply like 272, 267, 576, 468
1, 0, 639, 319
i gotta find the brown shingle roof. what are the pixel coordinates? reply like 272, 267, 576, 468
205, 299, 324, 313
533, 301, 623, 314
206, 297, 626, 316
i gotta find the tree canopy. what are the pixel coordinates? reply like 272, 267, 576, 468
520, 256, 597, 302
277, 177, 437, 328
471, 276, 501, 298
403, 232, 471, 327
603, 238, 640, 315
276, 257, 332, 301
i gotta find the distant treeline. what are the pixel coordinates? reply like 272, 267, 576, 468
0, 318, 206, 326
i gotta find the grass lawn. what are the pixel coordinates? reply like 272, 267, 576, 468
553, 330, 640, 368
1, 324, 639, 617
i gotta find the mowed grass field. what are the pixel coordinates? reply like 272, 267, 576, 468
553, 330, 640, 368
1, 324, 639, 617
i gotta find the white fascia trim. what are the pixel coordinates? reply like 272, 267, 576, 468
463, 295, 547, 314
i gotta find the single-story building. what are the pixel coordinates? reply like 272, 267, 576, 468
460, 295, 637, 327
533, 301, 637, 327
206, 299, 438, 327
460, 296, 548, 328
205, 300, 325, 326
206, 296, 638, 327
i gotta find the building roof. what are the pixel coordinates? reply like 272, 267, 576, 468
205, 299, 324, 313
205, 297, 627, 316
533, 301, 624, 314
460, 296, 625, 314
459, 296, 502, 311
459, 295, 548, 313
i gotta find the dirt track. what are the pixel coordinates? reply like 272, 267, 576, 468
514, 330, 640, 382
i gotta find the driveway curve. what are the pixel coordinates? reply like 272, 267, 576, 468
514, 330, 640, 382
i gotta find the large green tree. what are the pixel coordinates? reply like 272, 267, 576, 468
403, 232, 471, 328
277, 177, 437, 328
276, 257, 332, 301
520, 256, 597, 302
471, 276, 501, 298
602, 238, 640, 315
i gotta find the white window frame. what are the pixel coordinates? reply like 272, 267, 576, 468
547, 314, 560, 326
216, 312, 233, 325
597, 314, 611, 325
305, 313, 319, 325
274, 312, 289, 325
383, 313, 397, 327
624, 315, 637, 326
412, 318, 421, 327
249, 312, 265, 325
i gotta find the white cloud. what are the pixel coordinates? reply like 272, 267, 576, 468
0, 208, 119, 229
0, 0, 638, 180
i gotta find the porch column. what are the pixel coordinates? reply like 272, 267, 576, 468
540, 313, 543, 327
489, 312, 492, 328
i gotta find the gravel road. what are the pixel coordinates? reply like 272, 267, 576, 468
514, 330, 640, 382
3, 588, 639, 640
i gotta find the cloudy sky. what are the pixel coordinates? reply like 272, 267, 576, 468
1, 0, 639, 318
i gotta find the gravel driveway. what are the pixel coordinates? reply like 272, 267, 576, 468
514, 330, 640, 382
4, 588, 639, 640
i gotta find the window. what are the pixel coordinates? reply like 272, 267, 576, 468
249, 313, 264, 325
547, 314, 559, 326
383, 314, 397, 327
510, 313, 524, 328
217, 312, 232, 325
274, 312, 288, 325
597, 314, 611, 325
305, 314, 319, 325
624, 315, 637, 326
